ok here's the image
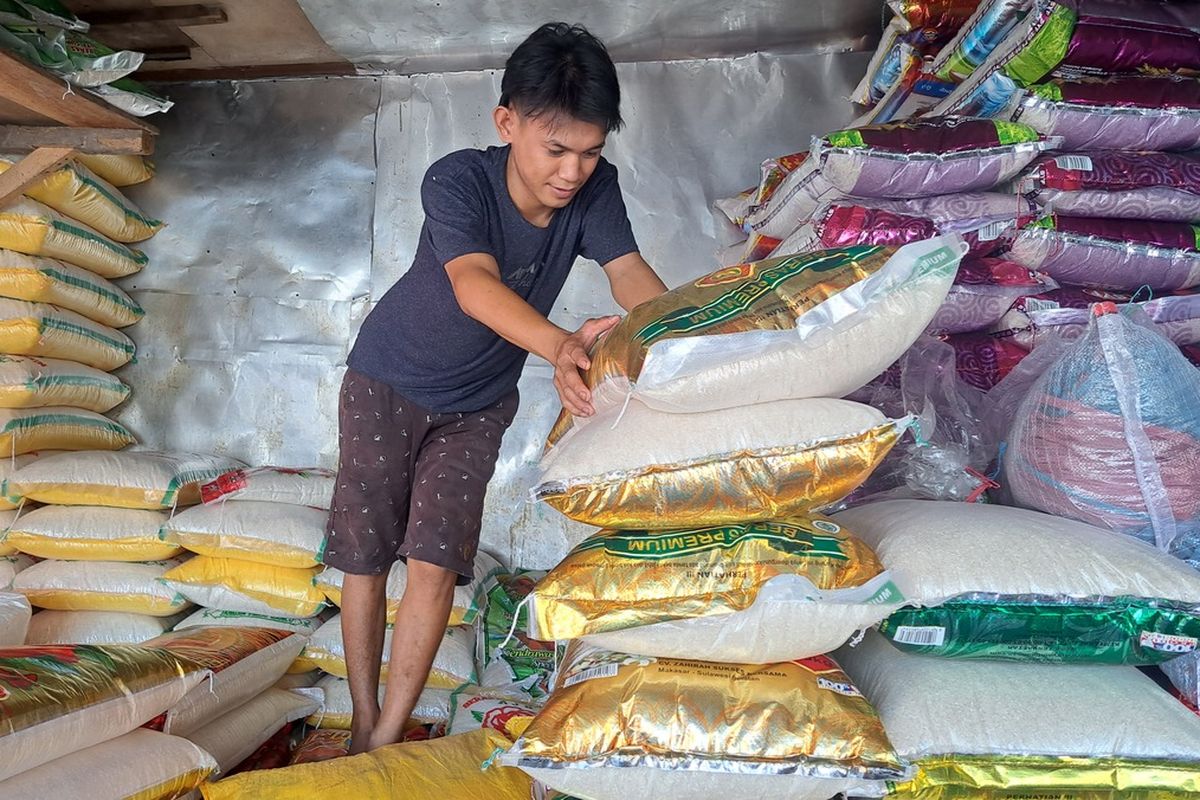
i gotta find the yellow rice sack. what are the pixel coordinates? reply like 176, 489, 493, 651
0, 355, 130, 412
0, 157, 163, 243
74, 154, 155, 187
0, 249, 144, 327
0, 728, 216, 800
304, 673, 452, 730
4, 505, 179, 561
162, 501, 326, 568
200, 727, 532, 800
4, 450, 244, 509
531, 515, 904, 663
0, 406, 134, 454
160, 556, 327, 618
0, 199, 147, 278
0, 642, 206, 782
316, 549, 503, 625
536, 397, 909, 529
12, 557, 191, 615
300, 615, 475, 688
0, 297, 135, 370
504, 642, 909, 800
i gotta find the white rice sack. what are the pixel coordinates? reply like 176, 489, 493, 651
301, 614, 475, 688
832, 500, 1200, 664
0, 729, 216, 800
199, 466, 335, 508
0, 453, 52, 512
24, 609, 182, 644
4, 450, 244, 509
743, 152, 843, 242
173, 606, 326, 636
5, 505, 179, 561
12, 557, 191, 616
0, 590, 31, 644
0, 553, 34, 589
537, 397, 909, 529
316, 549, 503, 626
163, 500, 326, 568
0, 355, 131, 412
560, 236, 964, 428
837, 631, 1200, 797
144, 626, 309, 737
185, 688, 319, 774
305, 673, 452, 730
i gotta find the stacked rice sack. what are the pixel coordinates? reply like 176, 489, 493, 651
2, 451, 236, 646
0, 151, 163, 457
483, 235, 978, 799
822, 500, 1200, 798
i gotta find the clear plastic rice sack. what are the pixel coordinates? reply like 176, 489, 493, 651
812, 117, 1055, 199
1007, 215, 1200, 290
1018, 151, 1200, 222
1003, 304, 1200, 562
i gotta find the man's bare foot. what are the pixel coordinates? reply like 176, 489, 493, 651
365, 728, 403, 752
349, 720, 377, 755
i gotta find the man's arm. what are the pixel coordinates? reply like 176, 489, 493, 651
602, 251, 668, 312
445, 252, 617, 417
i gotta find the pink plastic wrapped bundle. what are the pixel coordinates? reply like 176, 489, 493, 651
1003, 305, 1200, 561
812, 117, 1055, 199
928, 256, 1052, 334
1007, 215, 1200, 291
1018, 151, 1200, 222
1001, 291, 1200, 350
942, 329, 1028, 390
1009, 76, 1200, 152
774, 193, 1036, 259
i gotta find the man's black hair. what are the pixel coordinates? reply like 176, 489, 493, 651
499, 22, 623, 133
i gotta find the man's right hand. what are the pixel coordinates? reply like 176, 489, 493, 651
553, 316, 620, 417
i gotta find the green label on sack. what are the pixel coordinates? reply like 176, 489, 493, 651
575, 521, 850, 562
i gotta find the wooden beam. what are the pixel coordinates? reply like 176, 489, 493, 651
0, 125, 154, 155
141, 46, 195, 62
0, 147, 75, 208
86, 5, 227, 28
0, 51, 157, 133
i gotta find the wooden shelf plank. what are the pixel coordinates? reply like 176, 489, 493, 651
0, 147, 76, 208
0, 51, 157, 133
87, 4, 228, 28
0, 125, 154, 155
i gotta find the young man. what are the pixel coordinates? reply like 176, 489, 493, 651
321, 22, 667, 752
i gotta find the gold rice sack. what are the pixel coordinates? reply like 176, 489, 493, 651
509, 642, 907, 790
531, 516, 889, 640
536, 404, 907, 530
546, 245, 895, 446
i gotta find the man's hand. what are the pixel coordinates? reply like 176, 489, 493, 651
553, 315, 620, 417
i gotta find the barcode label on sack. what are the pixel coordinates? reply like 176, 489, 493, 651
975, 220, 1011, 242
893, 626, 946, 646
1054, 155, 1093, 172
563, 663, 619, 688
1020, 298, 1060, 313
1140, 631, 1198, 654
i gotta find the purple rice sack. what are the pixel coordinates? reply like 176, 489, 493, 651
1019, 152, 1200, 222
1007, 215, 1200, 290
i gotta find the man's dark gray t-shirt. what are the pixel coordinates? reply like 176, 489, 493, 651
348, 145, 639, 413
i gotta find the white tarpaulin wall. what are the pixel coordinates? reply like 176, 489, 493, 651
120, 34, 873, 567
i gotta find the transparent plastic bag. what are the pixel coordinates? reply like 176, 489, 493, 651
1002, 305, 1200, 560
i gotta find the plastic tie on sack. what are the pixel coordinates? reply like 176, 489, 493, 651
1093, 301, 1119, 318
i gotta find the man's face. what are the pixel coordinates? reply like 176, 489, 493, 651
495, 106, 607, 217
